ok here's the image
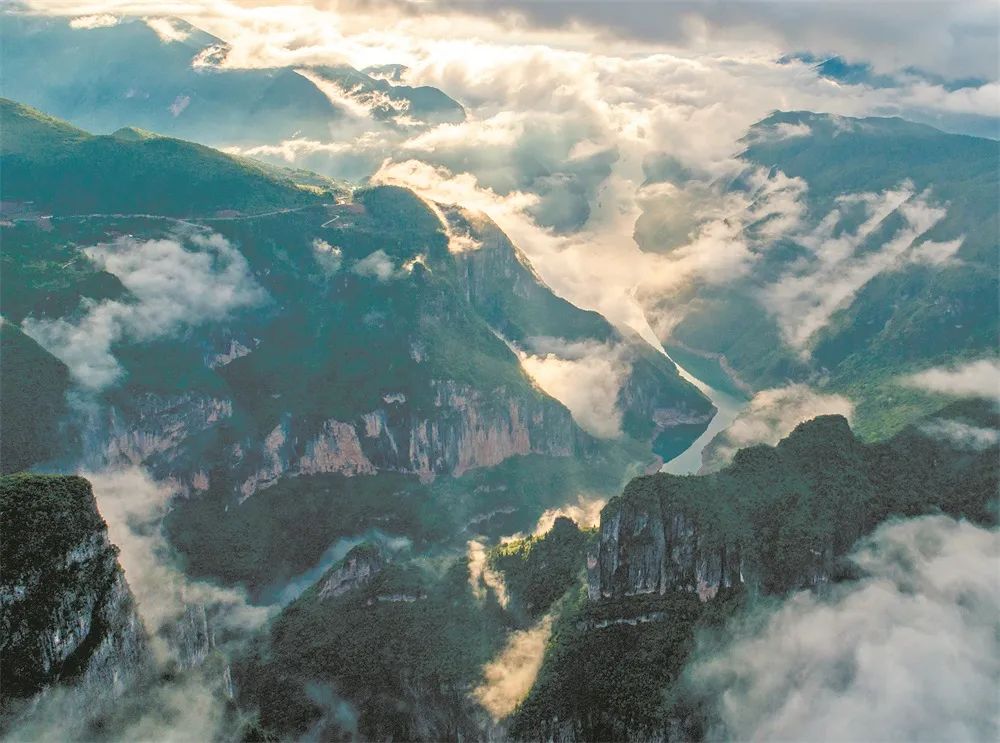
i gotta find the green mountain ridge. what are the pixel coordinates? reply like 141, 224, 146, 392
647, 110, 999, 439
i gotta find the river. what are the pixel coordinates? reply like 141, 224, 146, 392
659, 352, 749, 475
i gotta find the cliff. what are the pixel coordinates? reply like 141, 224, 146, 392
0, 474, 150, 713
511, 406, 999, 741
595, 411, 999, 600
95, 378, 587, 500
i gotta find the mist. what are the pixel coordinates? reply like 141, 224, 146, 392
690, 515, 1000, 742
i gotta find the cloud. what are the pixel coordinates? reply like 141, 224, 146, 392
515, 339, 631, 439
919, 419, 1000, 451
467, 538, 508, 609
532, 494, 605, 537
312, 237, 343, 274
761, 184, 951, 354
901, 358, 1000, 401
68, 13, 118, 28
145, 16, 190, 43
21, 231, 266, 390
352, 248, 399, 281
690, 515, 1000, 742
169, 94, 191, 117
473, 614, 553, 721
702, 384, 854, 471
0, 466, 279, 743
85, 467, 272, 662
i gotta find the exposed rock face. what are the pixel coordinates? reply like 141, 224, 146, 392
317, 545, 385, 600
97, 391, 233, 471
0, 475, 150, 708
100, 379, 585, 500
596, 500, 742, 601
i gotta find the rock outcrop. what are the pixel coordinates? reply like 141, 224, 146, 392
0, 474, 150, 711
317, 544, 385, 600
592, 412, 1000, 601
595, 503, 743, 601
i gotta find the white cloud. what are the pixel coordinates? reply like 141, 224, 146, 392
909, 237, 965, 266
69, 13, 118, 28
691, 515, 1000, 742
145, 17, 190, 43
901, 358, 1000, 401
168, 94, 191, 117
85, 467, 272, 662
515, 339, 631, 439
532, 494, 605, 536
352, 249, 398, 281
761, 185, 950, 354
919, 419, 1000, 451
21, 232, 266, 390
473, 614, 553, 721
702, 384, 854, 471
467, 538, 508, 608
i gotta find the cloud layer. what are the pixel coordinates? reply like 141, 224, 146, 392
473, 614, 553, 721
691, 515, 1000, 742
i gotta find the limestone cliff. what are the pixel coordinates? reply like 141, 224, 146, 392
317, 544, 385, 600
98, 378, 587, 500
592, 412, 999, 601
0, 474, 150, 713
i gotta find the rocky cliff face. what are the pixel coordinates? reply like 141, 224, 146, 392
0, 475, 150, 711
592, 411, 1000, 602
96, 378, 585, 500
317, 544, 385, 599
595, 503, 743, 601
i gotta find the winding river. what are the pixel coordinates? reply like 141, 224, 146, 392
660, 352, 749, 475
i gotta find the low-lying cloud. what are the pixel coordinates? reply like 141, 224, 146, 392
467, 538, 508, 609
473, 614, 553, 721
21, 231, 266, 391
532, 494, 605, 536
515, 339, 631, 439
86, 467, 272, 662
919, 418, 1000, 451
690, 515, 1000, 742
761, 184, 951, 355
901, 358, 1000, 401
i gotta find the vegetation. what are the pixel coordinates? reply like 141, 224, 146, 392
665, 112, 1000, 438
236, 556, 508, 740
0, 325, 72, 473
0, 98, 332, 216
510, 402, 998, 739
488, 517, 594, 620
0, 474, 120, 699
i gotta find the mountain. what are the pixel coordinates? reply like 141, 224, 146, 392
0, 102, 712, 597
643, 111, 999, 438
229, 401, 998, 741
0, 98, 332, 216
0, 13, 463, 148
510, 401, 999, 741
0, 475, 149, 720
